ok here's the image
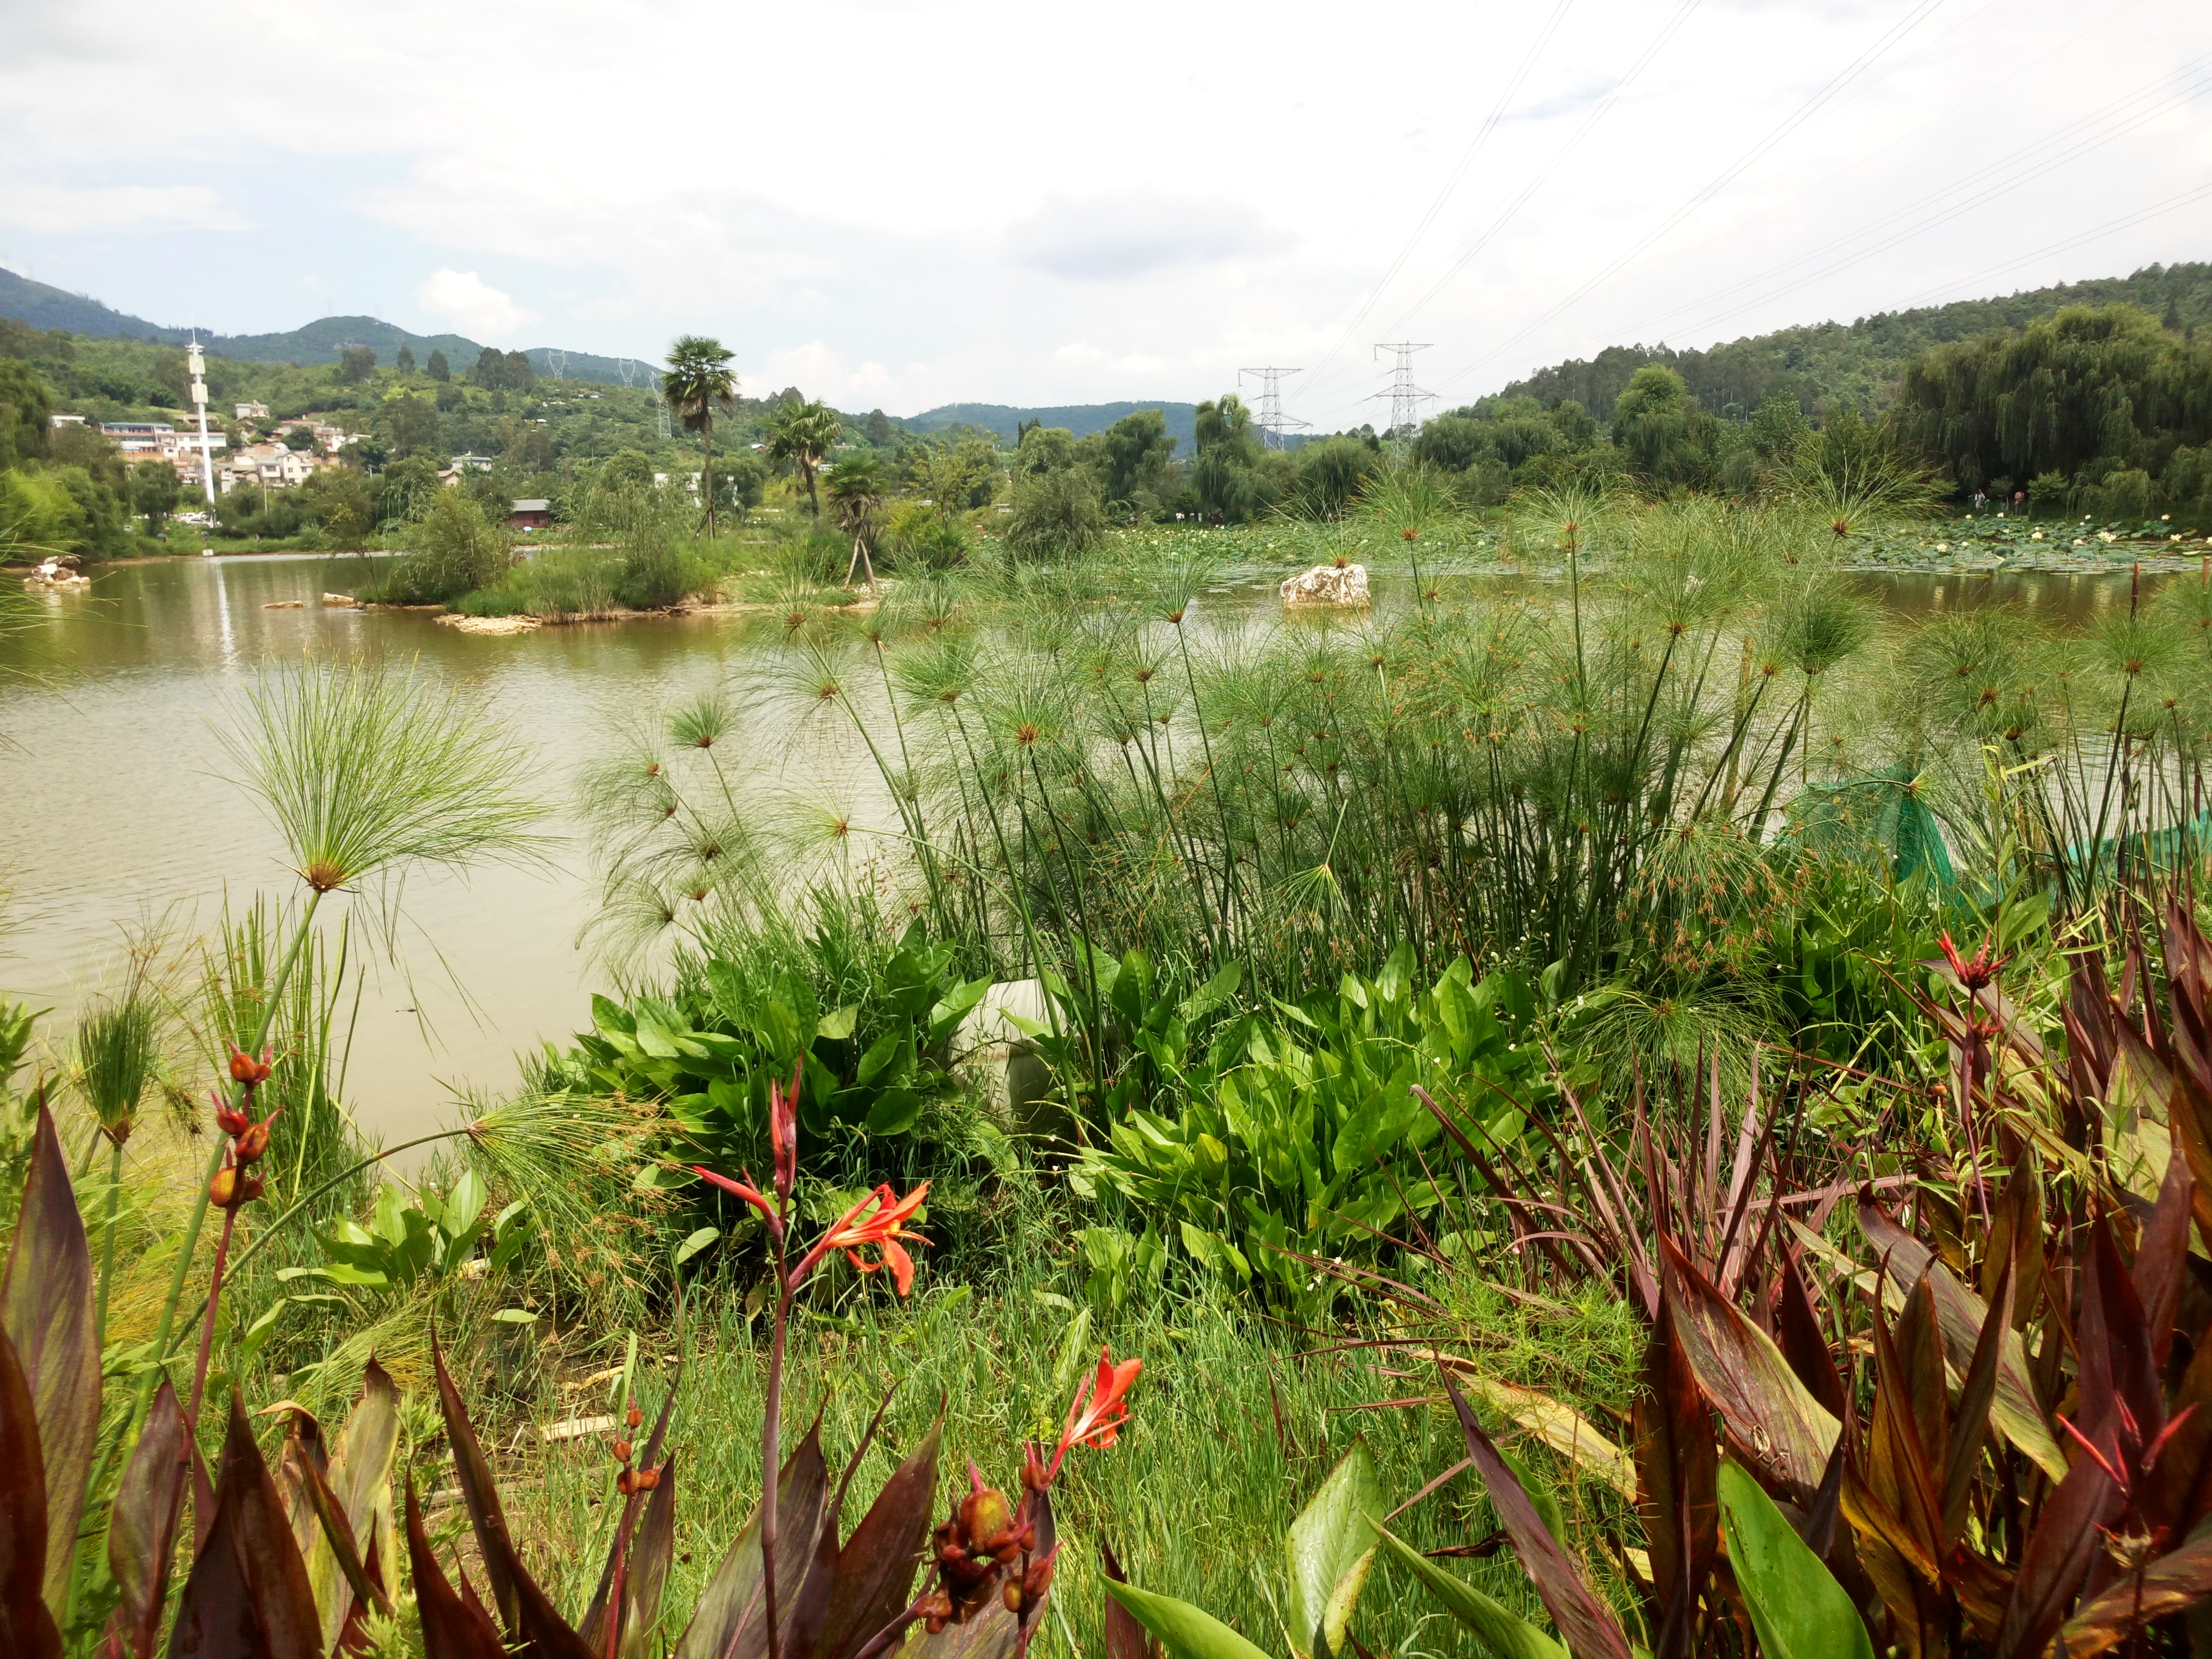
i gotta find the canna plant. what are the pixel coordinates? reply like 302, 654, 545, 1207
0, 1044, 1141, 1659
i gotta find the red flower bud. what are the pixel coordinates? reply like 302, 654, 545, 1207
613, 1439, 633, 1463
214, 1095, 251, 1137
208, 1167, 240, 1206
233, 1123, 271, 1164
626, 1405, 642, 1429
635, 1465, 660, 1491
228, 1045, 273, 1086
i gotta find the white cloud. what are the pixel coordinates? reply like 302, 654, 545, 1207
413, 268, 537, 340
1007, 194, 1291, 281
0, 183, 246, 234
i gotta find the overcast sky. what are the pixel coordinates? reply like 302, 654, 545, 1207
3, 0, 2209, 424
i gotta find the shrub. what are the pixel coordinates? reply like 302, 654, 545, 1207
1003, 465, 1105, 562
361, 490, 508, 605
883, 500, 970, 569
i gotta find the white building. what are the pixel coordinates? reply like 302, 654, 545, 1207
234, 401, 270, 421
219, 442, 321, 492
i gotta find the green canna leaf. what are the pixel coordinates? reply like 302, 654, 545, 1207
1285, 1436, 1381, 1659
1376, 1528, 1566, 1659
1101, 1579, 1274, 1659
1715, 1459, 1873, 1659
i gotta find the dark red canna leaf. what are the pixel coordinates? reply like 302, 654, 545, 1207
1658, 1235, 1837, 1504
2078, 1216, 2160, 1445
1442, 1371, 1632, 1659
1099, 1539, 1162, 1659
0, 1101, 100, 1620
2132, 1121, 2196, 1373
1774, 1249, 1846, 1421
405, 1473, 507, 1659
167, 1391, 325, 1659
813, 1419, 942, 1659
429, 1330, 593, 1659
672, 1420, 831, 1659
1631, 1299, 1716, 1659
106, 1376, 189, 1659
2061, 1531, 2212, 1659
623, 1455, 681, 1658
1943, 1255, 2014, 1552
0, 1327, 61, 1659
1865, 1281, 1944, 1569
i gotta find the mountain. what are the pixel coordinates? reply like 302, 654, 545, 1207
1478, 261, 2212, 421
0, 266, 177, 341
0, 267, 650, 385
909, 400, 1201, 452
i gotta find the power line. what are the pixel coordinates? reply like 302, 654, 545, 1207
1376, 0, 1701, 346
1425, 0, 1949, 401
1370, 343, 1437, 437
1238, 367, 1310, 450
1297, 0, 1577, 399
1628, 50, 2212, 347
1887, 179, 2212, 313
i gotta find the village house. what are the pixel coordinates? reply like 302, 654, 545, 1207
233, 400, 269, 420
507, 498, 554, 531
217, 441, 321, 492
275, 419, 351, 453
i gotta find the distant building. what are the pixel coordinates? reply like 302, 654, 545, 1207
100, 422, 175, 454
507, 499, 553, 531
450, 453, 496, 473
49, 414, 86, 429
276, 419, 349, 453
234, 401, 269, 420
218, 441, 321, 492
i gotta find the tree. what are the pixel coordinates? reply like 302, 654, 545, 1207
717, 453, 768, 521
1612, 364, 1709, 483
386, 393, 440, 459
1287, 437, 1381, 518
824, 452, 887, 583
128, 461, 180, 537
600, 448, 657, 492
0, 358, 53, 472
338, 345, 376, 384
427, 349, 450, 383
1193, 392, 1270, 521
374, 455, 442, 526
660, 335, 738, 534
1004, 465, 1105, 562
1096, 407, 1177, 507
396, 345, 417, 373
865, 408, 893, 446
282, 425, 320, 453
903, 433, 998, 514
765, 397, 844, 523
1015, 425, 1079, 476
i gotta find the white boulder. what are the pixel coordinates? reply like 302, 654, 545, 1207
1280, 563, 1370, 607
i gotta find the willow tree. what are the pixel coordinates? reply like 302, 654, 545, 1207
662, 336, 738, 535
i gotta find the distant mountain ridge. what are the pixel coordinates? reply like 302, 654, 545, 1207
0, 267, 654, 386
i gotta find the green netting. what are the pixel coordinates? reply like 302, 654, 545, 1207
1781, 764, 1957, 891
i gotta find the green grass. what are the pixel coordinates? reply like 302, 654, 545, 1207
455, 1252, 1649, 1659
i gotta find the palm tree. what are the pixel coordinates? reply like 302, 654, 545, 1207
824, 453, 886, 585
661, 337, 738, 535
765, 398, 843, 525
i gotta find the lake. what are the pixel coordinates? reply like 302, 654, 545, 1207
0, 551, 2168, 1144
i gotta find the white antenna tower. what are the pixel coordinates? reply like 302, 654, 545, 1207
186, 336, 216, 508
1238, 366, 1310, 451
1369, 342, 1437, 437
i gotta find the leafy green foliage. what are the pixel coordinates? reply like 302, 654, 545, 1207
1074, 946, 1546, 1308
289, 1172, 531, 1295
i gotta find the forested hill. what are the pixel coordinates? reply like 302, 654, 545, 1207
1481, 261, 2212, 420
910, 400, 1200, 451
0, 267, 646, 385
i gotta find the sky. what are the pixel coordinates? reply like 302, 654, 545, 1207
2, 0, 2209, 426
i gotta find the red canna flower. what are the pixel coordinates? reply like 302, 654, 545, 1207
1936, 929, 2009, 992
769, 1055, 801, 1206
1048, 1346, 1142, 1481
693, 1165, 782, 1241
797, 1181, 930, 1293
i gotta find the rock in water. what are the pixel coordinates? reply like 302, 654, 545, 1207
321, 592, 359, 607
1280, 563, 1370, 607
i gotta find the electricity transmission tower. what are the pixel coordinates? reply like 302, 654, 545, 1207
1370, 342, 1436, 437
1238, 366, 1310, 450
545, 348, 567, 380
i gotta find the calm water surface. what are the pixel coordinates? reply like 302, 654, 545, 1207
0, 554, 2156, 1142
